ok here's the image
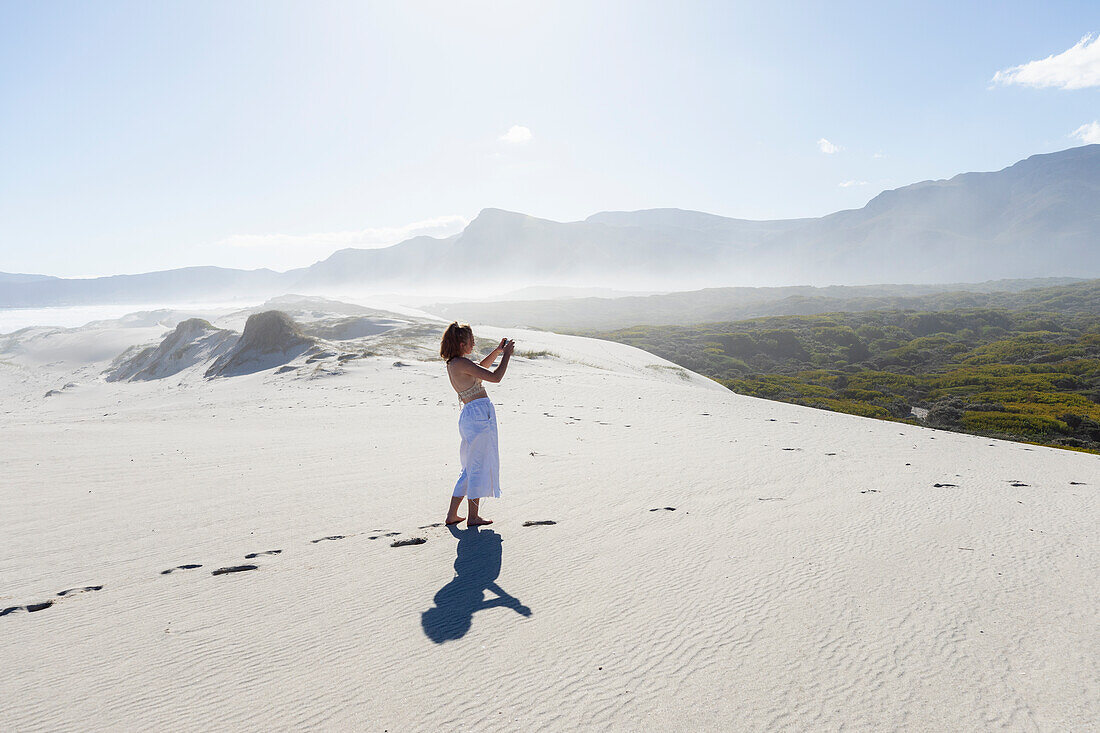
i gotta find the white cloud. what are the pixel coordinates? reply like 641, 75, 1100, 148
1071, 121, 1100, 144
992, 34, 1100, 89
873, 152, 885, 159
217, 215, 469, 267
817, 138, 840, 154
839, 180, 868, 188
500, 125, 533, 144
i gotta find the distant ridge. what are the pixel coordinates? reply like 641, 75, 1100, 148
425, 278, 1100, 331
0, 272, 59, 284
3, 145, 1099, 306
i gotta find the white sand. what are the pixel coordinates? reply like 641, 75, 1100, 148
0, 312, 1096, 731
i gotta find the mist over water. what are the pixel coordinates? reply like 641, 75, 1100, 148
0, 301, 255, 334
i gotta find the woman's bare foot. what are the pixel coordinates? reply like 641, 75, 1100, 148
446, 496, 466, 525
465, 498, 492, 526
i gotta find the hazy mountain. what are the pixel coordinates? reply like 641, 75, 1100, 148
288, 208, 750, 291
760, 144, 1100, 283
2, 145, 1098, 307
300, 145, 1100, 290
0, 272, 59, 284
0, 266, 290, 308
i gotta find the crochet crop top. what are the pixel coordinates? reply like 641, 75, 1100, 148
456, 378, 486, 402
448, 357, 488, 402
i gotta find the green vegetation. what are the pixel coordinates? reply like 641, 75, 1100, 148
590, 308, 1100, 452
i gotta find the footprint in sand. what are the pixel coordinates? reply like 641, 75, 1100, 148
782, 447, 801, 451
244, 550, 282, 559
212, 565, 258, 576
391, 537, 426, 547
1, 600, 54, 616
368, 532, 401, 540
523, 520, 557, 527
310, 536, 346, 543
861, 489, 880, 494
57, 585, 103, 596
419, 523, 444, 529
758, 497, 785, 501
1070, 481, 1087, 485
1009, 482, 1030, 487
649, 507, 677, 512
933, 483, 958, 488
161, 564, 203, 575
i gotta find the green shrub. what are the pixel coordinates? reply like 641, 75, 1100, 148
593, 302, 1100, 452
961, 412, 1069, 436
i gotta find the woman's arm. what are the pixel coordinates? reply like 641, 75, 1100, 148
456, 340, 514, 383
479, 339, 505, 368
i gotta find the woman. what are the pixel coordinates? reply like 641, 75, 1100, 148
440, 322, 515, 526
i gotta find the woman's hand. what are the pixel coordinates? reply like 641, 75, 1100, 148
496, 338, 508, 353
503, 339, 516, 356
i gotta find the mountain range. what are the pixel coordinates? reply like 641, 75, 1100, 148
3, 145, 1098, 307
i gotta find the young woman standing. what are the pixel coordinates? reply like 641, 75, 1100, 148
440, 323, 515, 526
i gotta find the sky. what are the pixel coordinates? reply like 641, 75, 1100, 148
1, 0, 1099, 278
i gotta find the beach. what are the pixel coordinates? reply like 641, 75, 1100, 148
1, 316, 1096, 730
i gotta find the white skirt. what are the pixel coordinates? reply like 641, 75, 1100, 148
452, 397, 501, 499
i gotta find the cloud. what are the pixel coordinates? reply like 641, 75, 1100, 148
873, 152, 885, 159
817, 138, 840, 154
992, 34, 1100, 89
500, 125, 533, 144
218, 215, 469, 263
839, 180, 868, 188
1071, 121, 1100, 144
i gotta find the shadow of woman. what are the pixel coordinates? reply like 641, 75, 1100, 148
421, 526, 532, 643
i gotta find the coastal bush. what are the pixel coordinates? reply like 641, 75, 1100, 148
964, 402, 1005, 412
806, 398, 893, 419
961, 411, 1069, 436
591, 305, 1100, 452
928, 397, 965, 426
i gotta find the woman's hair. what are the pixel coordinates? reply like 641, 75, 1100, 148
440, 322, 473, 360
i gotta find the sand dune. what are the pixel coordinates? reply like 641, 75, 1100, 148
204, 311, 320, 378
108, 318, 237, 382
0, 309, 1095, 730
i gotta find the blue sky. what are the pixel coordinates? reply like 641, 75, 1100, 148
2, 1, 1099, 277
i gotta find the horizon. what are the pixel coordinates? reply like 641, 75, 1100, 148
3, 2, 1099, 278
